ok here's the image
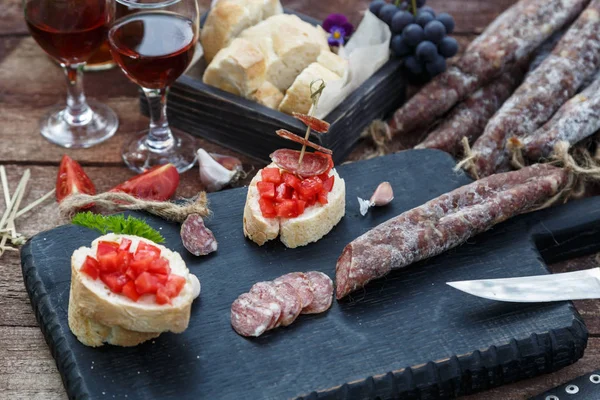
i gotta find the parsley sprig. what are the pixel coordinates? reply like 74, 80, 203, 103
72, 212, 165, 243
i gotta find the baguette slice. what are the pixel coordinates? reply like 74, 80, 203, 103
200, 0, 283, 63
69, 234, 201, 347
243, 163, 345, 248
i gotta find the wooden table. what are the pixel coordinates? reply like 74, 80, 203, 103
1, 1, 599, 399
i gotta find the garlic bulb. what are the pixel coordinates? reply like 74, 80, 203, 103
197, 149, 243, 192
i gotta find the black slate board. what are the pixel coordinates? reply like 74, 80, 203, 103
21, 150, 599, 400
140, 10, 406, 164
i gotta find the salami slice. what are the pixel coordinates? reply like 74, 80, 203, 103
274, 272, 315, 310
272, 281, 303, 326
276, 130, 333, 155
471, 1, 600, 177
180, 214, 218, 256
248, 282, 283, 329
416, 66, 525, 155
302, 271, 333, 314
292, 113, 330, 133
270, 149, 330, 178
335, 164, 569, 299
388, 0, 588, 137
230, 293, 275, 337
519, 73, 600, 161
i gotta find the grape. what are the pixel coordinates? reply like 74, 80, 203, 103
398, 2, 409, 11
402, 23, 424, 46
425, 55, 447, 77
405, 56, 424, 75
379, 4, 399, 24
438, 36, 459, 58
416, 10, 434, 27
436, 13, 455, 34
369, 0, 387, 15
391, 35, 412, 57
416, 0, 427, 6
391, 11, 415, 34
424, 20, 446, 44
419, 6, 435, 16
416, 41, 438, 62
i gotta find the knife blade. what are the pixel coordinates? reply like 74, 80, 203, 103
447, 267, 600, 302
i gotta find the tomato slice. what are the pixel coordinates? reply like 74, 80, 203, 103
261, 168, 282, 184
259, 198, 277, 218
110, 164, 179, 201
100, 273, 128, 293
257, 181, 275, 199
122, 281, 140, 302
97, 241, 119, 256
135, 272, 161, 295
56, 155, 96, 203
81, 256, 100, 280
276, 199, 299, 218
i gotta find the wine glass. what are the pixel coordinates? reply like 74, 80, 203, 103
108, 0, 199, 173
23, 0, 119, 148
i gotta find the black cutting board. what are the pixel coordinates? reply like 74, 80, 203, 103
21, 150, 600, 400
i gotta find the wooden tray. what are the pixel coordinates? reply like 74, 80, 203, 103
21, 150, 597, 399
140, 10, 406, 164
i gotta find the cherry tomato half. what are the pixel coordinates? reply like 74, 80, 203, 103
56, 155, 96, 203
110, 164, 179, 201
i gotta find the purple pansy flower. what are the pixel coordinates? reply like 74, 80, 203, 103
323, 13, 354, 47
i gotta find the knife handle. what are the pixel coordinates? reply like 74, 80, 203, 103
529, 371, 600, 400
531, 196, 600, 264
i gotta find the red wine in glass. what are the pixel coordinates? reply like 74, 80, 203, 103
23, 0, 118, 148
109, 12, 196, 89
108, 1, 200, 174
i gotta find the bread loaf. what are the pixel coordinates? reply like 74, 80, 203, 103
200, 0, 283, 63
250, 81, 284, 109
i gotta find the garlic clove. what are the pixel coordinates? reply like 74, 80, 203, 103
357, 197, 371, 216
370, 181, 394, 207
197, 149, 237, 192
209, 153, 243, 172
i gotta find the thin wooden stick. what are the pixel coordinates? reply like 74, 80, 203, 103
0, 166, 11, 207
6, 170, 29, 238
16, 189, 55, 219
0, 169, 29, 232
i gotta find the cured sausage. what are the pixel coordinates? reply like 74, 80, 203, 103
230, 293, 276, 337
249, 282, 284, 329
272, 281, 303, 326
276, 130, 333, 155
518, 73, 600, 161
302, 271, 333, 314
180, 214, 218, 256
416, 67, 525, 155
388, 0, 589, 137
273, 272, 314, 309
293, 113, 330, 133
471, 1, 600, 177
270, 149, 330, 178
335, 164, 569, 299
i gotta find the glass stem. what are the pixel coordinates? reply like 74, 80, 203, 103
62, 63, 93, 126
143, 87, 175, 152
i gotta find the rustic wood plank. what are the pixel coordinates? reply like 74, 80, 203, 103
0, 0, 27, 36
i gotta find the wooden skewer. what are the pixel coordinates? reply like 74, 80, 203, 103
16, 189, 55, 219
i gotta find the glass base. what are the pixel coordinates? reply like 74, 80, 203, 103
40, 100, 119, 148
122, 130, 198, 173
84, 61, 116, 72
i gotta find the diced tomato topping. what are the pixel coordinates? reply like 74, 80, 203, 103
97, 241, 119, 256
275, 183, 293, 201
155, 287, 171, 305
296, 200, 306, 215
122, 281, 140, 302
154, 273, 169, 285
276, 199, 299, 218
322, 175, 334, 192
100, 273, 128, 293
298, 176, 324, 199
282, 172, 301, 191
257, 181, 275, 199
97, 252, 120, 272
116, 250, 133, 273
148, 257, 170, 275
261, 168, 282, 184
135, 272, 161, 295
119, 238, 132, 251
81, 256, 100, 280
164, 275, 187, 298
136, 242, 161, 257
259, 198, 277, 218
318, 192, 329, 205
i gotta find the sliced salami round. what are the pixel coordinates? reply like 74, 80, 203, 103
270, 149, 330, 178
292, 112, 330, 133
276, 129, 333, 155
230, 293, 275, 337
274, 272, 315, 310
302, 271, 333, 314
180, 214, 218, 256
272, 281, 303, 326
249, 282, 284, 329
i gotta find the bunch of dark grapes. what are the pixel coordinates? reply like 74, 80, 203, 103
370, 0, 459, 81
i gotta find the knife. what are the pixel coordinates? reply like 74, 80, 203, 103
447, 267, 600, 302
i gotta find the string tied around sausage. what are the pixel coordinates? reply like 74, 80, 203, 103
453, 137, 480, 180
59, 191, 211, 223
359, 119, 392, 160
